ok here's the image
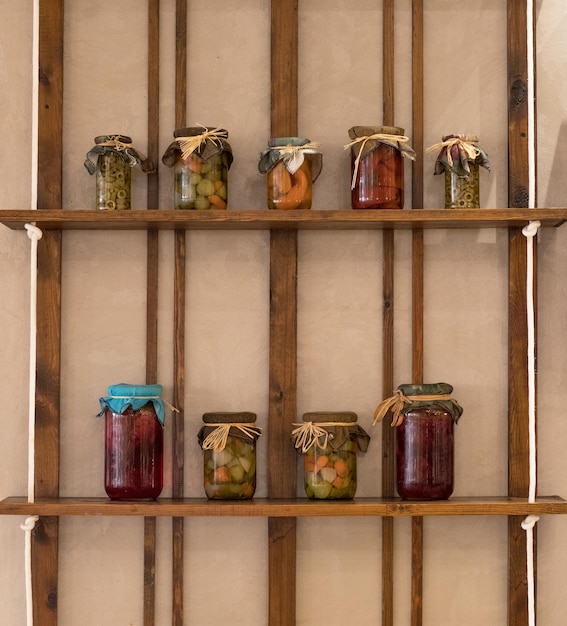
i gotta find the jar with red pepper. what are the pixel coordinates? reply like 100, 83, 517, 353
373, 382, 463, 500
345, 126, 416, 209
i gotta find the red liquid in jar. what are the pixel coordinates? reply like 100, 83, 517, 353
104, 404, 164, 500
351, 144, 404, 209
396, 407, 454, 500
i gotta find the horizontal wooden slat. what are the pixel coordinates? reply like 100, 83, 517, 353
1, 496, 567, 517
1, 209, 567, 231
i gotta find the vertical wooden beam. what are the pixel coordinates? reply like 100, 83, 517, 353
33, 1, 64, 624
381, 2, 396, 625
269, 2, 298, 625
411, 2, 424, 625
173, 2, 187, 625
507, 5, 536, 624
144, 1, 160, 625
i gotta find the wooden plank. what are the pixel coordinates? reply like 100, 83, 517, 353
269, 2, 299, 624
3, 208, 567, 231
172, 1, 187, 624
381, 2, 396, 623
33, 1, 64, 624
411, 2, 425, 625
3, 496, 566, 517
270, 0, 298, 137
144, 1, 160, 624
507, 1, 536, 624
268, 230, 298, 626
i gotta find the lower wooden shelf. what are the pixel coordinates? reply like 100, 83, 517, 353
1, 496, 567, 517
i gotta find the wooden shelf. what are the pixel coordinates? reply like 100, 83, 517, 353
2, 496, 567, 517
1, 208, 566, 231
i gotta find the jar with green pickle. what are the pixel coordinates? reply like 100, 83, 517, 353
291, 412, 370, 499
162, 126, 233, 210
427, 134, 491, 208
84, 134, 153, 210
197, 412, 261, 499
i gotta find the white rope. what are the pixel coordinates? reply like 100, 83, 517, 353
24, 224, 43, 504
522, 219, 540, 626
20, 516, 39, 625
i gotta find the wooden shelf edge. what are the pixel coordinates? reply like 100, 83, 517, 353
1, 208, 567, 231
1, 496, 566, 517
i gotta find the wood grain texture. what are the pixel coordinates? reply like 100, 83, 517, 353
271, 0, 298, 137
507, 1, 535, 623
3, 496, 565, 517
3, 209, 566, 231
411, 4, 425, 625
144, 2, 160, 624
33, 1, 64, 624
269, 4, 299, 622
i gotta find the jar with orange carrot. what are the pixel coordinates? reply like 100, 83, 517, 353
197, 412, 261, 500
291, 412, 370, 499
258, 137, 322, 210
162, 126, 233, 210
345, 126, 416, 210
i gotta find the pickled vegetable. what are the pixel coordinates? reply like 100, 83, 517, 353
351, 143, 404, 209
96, 152, 132, 210
303, 440, 358, 500
267, 159, 313, 210
203, 435, 256, 499
174, 152, 229, 210
444, 163, 480, 208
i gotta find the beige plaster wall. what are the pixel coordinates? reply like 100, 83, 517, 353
1, 1, 567, 624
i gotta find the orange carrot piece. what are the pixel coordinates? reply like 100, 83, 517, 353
209, 194, 227, 209
315, 455, 329, 473
334, 458, 349, 479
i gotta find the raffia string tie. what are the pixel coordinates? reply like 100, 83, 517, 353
373, 390, 453, 427
109, 395, 179, 413
202, 423, 262, 451
291, 421, 355, 454
425, 137, 481, 169
98, 135, 133, 151
344, 133, 410, 189
176, 124, 228, 161
276, 141, 321, 174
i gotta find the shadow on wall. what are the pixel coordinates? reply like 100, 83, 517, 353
543, 120, 567, 207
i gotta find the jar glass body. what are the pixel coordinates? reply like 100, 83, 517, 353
267, 158, 313, 210
303, 439, 358, 499
203, 435, 256, 499
96, 152, 131, 210
444, 163, 480, 208
351, 145, 404, 209
174, 151, 228, 210
104, 403, 164, 500
396, 406, 454, 500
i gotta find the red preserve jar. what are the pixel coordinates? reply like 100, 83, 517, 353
346, 126, 416, 210
99, 383, 166, 500
373, 382, 463, 500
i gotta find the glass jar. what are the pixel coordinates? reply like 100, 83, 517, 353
197, 412, 261, 500
161, 126, 233, 210
98, 383, 166, 501
258, 137, 323, 210
346, 126, 416, 210
373, 383, 463, 500
445, 162, 480, 208
84, 134, 153, 210
428, 134, 491, 209
291, 412, 370, 500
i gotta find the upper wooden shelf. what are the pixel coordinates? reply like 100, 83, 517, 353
1, 208, 566, 231
1, 496, 567, 517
